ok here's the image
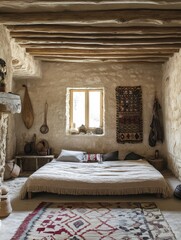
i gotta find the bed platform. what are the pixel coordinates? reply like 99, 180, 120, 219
20, 159, 172, 199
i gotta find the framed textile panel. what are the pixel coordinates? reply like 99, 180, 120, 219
116, 86, 143, 143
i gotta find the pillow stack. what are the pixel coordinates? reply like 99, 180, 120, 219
56, 149, 120, 163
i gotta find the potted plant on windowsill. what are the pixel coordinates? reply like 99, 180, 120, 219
0, 58, 7, 92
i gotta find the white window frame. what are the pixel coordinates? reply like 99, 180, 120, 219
67, 88, 104, 134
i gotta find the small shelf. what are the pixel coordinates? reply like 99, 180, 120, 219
0, 92, 21, 113
15, 155, 54, 173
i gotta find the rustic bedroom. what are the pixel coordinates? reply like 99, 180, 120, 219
0, 1, 181, 239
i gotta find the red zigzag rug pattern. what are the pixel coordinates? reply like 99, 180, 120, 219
11, 202, 176, 240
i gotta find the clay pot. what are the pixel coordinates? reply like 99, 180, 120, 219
79, 124, 87, 134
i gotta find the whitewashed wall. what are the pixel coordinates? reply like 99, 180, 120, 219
0, 25, 13, 181
0, 25, 41, 182
15, 62, 164, 159
162, 49, 181, 179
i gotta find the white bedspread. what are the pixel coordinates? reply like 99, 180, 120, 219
20, 159, 172, 199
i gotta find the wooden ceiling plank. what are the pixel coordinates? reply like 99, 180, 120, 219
29, 54, 172, 59
1, 1, 181, 5
34, 56, 167, 63
19, 43, 181, 49
1, 1, 181, 13
7, 25, 181, 35
1, 10, 181, 26
9, 32, 181, 39
15, 37, 181, 45
26, 48, 177, 55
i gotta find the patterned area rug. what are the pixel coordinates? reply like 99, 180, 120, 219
116, 86, 143, 143
11, 202, 176, 240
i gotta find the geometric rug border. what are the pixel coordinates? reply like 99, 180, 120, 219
11, 201, 176, 240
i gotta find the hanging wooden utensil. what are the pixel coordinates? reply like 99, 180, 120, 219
22, 84, 34, 129
40, 101, 49, 134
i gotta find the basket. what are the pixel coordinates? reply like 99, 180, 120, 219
0, 196, 12, 218
4, 160, 20, 180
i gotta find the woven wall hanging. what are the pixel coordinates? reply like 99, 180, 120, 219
116, 86, 143, 143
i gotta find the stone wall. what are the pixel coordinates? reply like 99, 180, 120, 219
162, 49, 181, 179
11, 38, 42, 80
0, 26, 12, 92
0, 25, 13, 182
15, 62, 164, 159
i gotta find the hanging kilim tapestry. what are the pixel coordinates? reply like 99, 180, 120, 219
116, 86, 143, 143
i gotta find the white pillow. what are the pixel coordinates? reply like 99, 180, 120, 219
56, 149, 86, 162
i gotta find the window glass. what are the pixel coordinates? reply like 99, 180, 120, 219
89, 91, 101, 128
72, 91, 85, 128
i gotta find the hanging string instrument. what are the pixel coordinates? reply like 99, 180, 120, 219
22, 84, 34, 129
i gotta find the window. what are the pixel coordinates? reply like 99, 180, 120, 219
67, 88, 104, 134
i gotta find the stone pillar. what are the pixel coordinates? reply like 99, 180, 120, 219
0, 113, 8, 181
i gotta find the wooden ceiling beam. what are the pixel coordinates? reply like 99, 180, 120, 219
35, 56, 167, 63
9, 32, 181, 39
19, 43, 181, 50
7, 25, 181, 35
15, 37, 181, 45
1, 1, 181, 4
1, 10, 181, 26
26, 48, 177, 55
1, 1, 181, 13
30, 54, 172, 59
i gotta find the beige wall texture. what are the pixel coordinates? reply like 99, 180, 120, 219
15, 62, 164, 159
0, 25, 13, 182
162, 49, 181, 179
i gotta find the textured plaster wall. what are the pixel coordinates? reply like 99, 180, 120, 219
0, 25, 13, 182
0, 114, 8, 180
15, 62, 164, 159
162, 49, 181, 179
0, 25, 42, 184
10, 38, 42, 80
0, 26, 12, 92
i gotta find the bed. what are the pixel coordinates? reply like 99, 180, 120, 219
20, 159, 171, 199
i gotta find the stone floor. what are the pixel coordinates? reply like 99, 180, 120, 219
1, 170, 181, 239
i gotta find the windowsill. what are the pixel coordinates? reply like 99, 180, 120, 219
66, 133, 104, 136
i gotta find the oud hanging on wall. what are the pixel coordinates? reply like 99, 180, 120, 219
22, 85, 34, 129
